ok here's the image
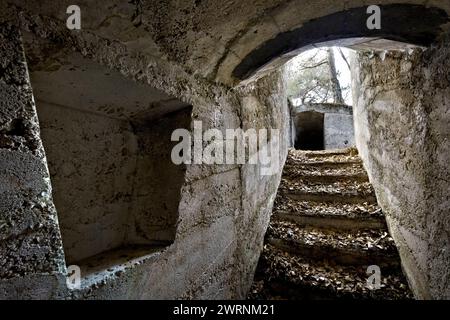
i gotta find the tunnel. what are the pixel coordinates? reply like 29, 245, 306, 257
0, 0, 449, 301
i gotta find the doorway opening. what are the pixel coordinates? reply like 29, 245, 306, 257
249, 44, 417, 300
294, 111, 324, 150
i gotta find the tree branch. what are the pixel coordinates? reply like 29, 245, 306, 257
338, 48, 351, 70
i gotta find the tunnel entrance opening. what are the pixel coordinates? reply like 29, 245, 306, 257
294, 111, 324, 150
287, 46, 356, 151
24, 35, 192, 286
247, 41, 427, 299
231, 4, 448, 84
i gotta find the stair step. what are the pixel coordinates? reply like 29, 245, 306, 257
266, 237, 397, 267
288, 148, 360, 162
274, 190, 382, 220
279, 179, 375, 197
301, 148, 356, 158
284, 172, 369, 184
272, 210, 386, 231
281, 190, 377, 204
248, 244, 412, 300
282, 161, 369, 182
285, 160, 363, 170
248, 148, 413, 301
266, 220, 398, 267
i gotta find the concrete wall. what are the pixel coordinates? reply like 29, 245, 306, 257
0, 23, 67, 299
3, 1, 450, 86
37, 101, 138, 263
128, 109, 191, 245
235, 71, 290, 298
70, 72, 289, 299
37, 101, 190, 264
294, 102, 353, 115
351, 37, 450, 299
324, 113, 355, 149
0, 19, 289, 299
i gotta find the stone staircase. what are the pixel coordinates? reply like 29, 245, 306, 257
248, 148, 413, 300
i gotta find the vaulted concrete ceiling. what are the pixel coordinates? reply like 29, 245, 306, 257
23, 33, 190, 123
5, 0, 450, 86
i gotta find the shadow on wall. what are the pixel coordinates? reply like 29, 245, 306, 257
25, 34, 192, 280
294, 111, 324, 150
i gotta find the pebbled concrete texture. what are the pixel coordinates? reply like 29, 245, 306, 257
37, 102, 138, 263
0, 5, 289, 298
351, 36, 450, 299
0, 23, 67, 295
235, 71, 290, 298
324, 113, 355, 150
0, 0, 448, 300
2, 1, 450, 86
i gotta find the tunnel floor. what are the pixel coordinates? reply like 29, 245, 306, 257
248, 148, 413, 300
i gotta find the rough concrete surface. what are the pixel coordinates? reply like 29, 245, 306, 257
324, 113, 355, 150
0, 14, 288, 299
0, 0, 448, 300
351, 39, 450, 299
0, 22, 67, 298
2, 1, 450, 86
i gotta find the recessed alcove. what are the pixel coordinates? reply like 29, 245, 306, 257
25, 37, 191, 283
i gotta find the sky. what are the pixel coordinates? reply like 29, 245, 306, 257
288, 47, 353, 106
333, 47, 352, 105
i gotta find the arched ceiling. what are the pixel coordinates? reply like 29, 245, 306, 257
231, 4, 449, 85
5, 0, 450, 87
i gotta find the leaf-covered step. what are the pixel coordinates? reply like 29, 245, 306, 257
266, 220, 399, 267
281, 189, 377, 204
287, 148, 360, 164
273, 193, 383, 220
279, 178, 375, 196
248, 244, 412, 300
272, 210, 386, 231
